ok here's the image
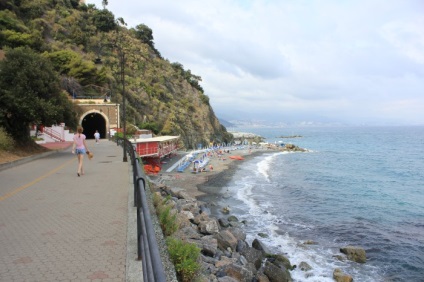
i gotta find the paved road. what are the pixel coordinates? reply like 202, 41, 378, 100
0, 140, 142, 281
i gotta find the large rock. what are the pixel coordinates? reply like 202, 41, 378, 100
298, 261, 312, 271
169, 187, 196, 201
176, 199, 199, 213
199, 218, 220, 235
193, 213, 210, 225
256, 273, 271, 282
220, 262, 254, 282
176, 211, 193, 228
227, 227, 246, 242
340, 246, 366, 263
216, 230, 238, 251
239, 246, 263, 270
267, 254, 294, 271
173, 226, 201, 240
263, 261, 292, 282
252, 238, 271, 255
218, 218, 230, 228
200, 235, 218, 257
333, 268, 353, 282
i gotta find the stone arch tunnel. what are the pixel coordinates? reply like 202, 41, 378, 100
81, 112, 106, 139
76, 103, 119, 140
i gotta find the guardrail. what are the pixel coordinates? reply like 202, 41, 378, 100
117, 137, 166, 282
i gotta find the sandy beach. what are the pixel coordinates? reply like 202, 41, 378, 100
150, 147, 270, 200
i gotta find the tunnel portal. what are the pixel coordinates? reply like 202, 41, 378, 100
81, 112, 106, 139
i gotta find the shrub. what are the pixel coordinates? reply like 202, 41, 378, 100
0, 127, 15, 150
153, 194, 179, 236
166, 237, 200, 282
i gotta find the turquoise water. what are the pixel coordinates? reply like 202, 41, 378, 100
219, 126, 424, 281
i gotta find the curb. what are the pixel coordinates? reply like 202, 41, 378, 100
0, 146, 71, 172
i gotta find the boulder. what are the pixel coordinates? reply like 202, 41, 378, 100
227, 227, 246, 242
200, 235, 218, 257
176, 211, 193, 228
227, 215, 239, 222
252, 238, 271, 255
199, 218, 220, 235
333, 268, 353, 282
256, 273, 271, 282
298, 261, 312, 272
215, 256, 237, 268
239, 246, 263, 270
221, 262, 254, 282
267, 254, 294, 271
340, 246, 366, 263
193, 213, 210, 225
263, 261, 292, 282
173, 226, 201, 240
177, 199, 198, 213
216, 230, 238, 251
218, 218, 230, 228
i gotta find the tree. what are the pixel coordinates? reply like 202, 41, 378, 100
0, 47, 79, 143
92, 9, 116, 32
102, 0, 108, 9
133, 24, 153, 46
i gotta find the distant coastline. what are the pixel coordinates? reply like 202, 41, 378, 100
279, 135, 303, 138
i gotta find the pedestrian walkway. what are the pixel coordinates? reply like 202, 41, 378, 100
0, 140, 142, 281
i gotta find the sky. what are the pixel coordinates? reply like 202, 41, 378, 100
86, 0, 424, 126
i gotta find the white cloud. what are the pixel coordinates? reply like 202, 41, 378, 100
86, 0, 424, 125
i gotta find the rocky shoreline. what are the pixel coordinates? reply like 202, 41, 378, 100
148, 146, 366, 281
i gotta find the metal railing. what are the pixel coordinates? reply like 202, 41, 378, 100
118, 137, 166, 282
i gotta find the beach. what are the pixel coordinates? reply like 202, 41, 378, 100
152, 147, 269, 200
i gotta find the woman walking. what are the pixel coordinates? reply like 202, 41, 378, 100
72, 126, 90, 177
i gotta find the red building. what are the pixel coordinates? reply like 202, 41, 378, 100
131, 135, 180, 174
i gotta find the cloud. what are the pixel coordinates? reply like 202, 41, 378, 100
87, 0, 424, 125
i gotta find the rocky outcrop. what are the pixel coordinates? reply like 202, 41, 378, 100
340, 246, 367, 263
156, 183, 294, 282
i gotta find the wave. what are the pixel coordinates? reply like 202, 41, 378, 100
256, 152, 288, 182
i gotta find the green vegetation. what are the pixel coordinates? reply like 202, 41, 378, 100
0, 47, 79, 143
153, 193, 201, 281
0, 127, 14, 150
166, 237, 201, 282
139, 121, 159, 134
0, 0, 231, 149
153, 194, 179, 236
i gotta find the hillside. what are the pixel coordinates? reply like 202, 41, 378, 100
0, 0, 232, 149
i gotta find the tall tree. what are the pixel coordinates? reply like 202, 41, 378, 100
133, 24, 153, 46
0, 47, 79, 143
102, 0, 108, 9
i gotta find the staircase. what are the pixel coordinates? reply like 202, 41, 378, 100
32, 124, 75, 143
43, 127, 65, 142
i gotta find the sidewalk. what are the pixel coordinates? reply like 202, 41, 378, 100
0, 140, 142, 281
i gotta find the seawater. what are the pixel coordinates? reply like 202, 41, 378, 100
218, 126, 424, 282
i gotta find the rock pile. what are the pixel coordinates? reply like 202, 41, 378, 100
153, 183, 366, 281
155, 183, 294, 282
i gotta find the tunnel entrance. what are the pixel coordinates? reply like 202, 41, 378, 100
81, 112, 106, 139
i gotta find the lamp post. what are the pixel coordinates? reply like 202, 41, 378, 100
99, 44, 127, 161
119, 48, 128, 162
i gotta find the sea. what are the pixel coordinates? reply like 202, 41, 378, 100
211, 126, 424, 282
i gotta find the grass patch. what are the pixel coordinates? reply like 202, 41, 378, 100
166, 237, 201, 282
